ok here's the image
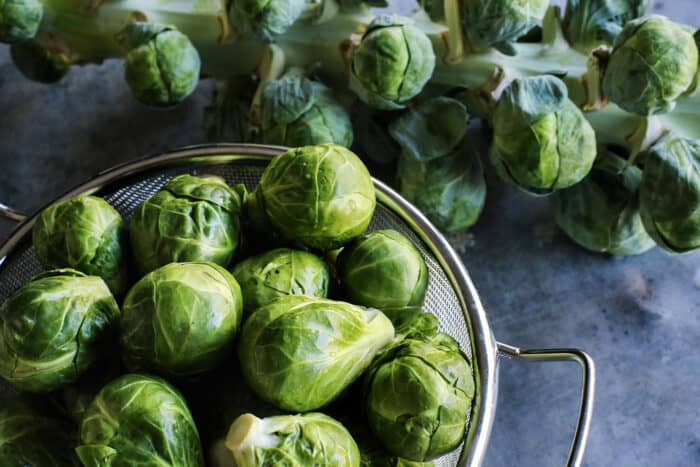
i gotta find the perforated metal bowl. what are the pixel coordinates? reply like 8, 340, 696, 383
0, 144, 595, 466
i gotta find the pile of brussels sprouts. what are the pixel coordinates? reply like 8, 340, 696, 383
0, 144, 475, 466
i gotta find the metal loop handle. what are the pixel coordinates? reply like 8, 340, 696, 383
0, 203, 27, 223
496, 342, 596, 467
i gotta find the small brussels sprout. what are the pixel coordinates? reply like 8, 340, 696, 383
0, 269, 119, 392
130, 174, 245, 274
639, 134, 700, 252
563, 0, 649, 52
0, 0, 42, 44
337, 230, 427, 327
260, 69, 353, 147
239, 295, 394, 411
551, 150, 655, 255
602, 15, 699, 116
360, 445, 434, 467
363, 314, 474, 461
120, 262, 243, 377
462, 0, 547, 54
232, 248, 330, 313
248, 144, 376, 251
33, 195, 128, 295
226, 412, 361, 467
118, 22, 201, 107
491, 75, 597, 195
350, 16, 435, 110
11, 40, 70, 83
230, 0, 306, 41
76, 374, 204, 467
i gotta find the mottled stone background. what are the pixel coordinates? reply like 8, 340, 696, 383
0, 2, 698, 466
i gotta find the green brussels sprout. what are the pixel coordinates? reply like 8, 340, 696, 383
120, 262, 243, 377
10, 40, 70, 83
118, 22, 201, 107
363, 314, 474, 461
360, 445, 434, 467
563, 0, 649, 52
33, 195, 128, 296
550, 150, 655, 255
602, 15, 699, 116
350, 16, 436, 110
225, 412, 361, 467
232, 248, 330, 313
639, 134, 700, 252
462, 0, 548, 55
491, 75, 597, 195
0, 402, 79, 466
260, 69, 353, 147
76, 373, 204, 467
0, 269, 119, 393
130, 174, 245, 274
0, 0, 42, 44
230, 0, 306, 41
239, 295, 394, 411
248, 144, 376, 251
336, 230, 428, 327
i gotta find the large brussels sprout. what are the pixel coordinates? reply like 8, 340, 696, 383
118, 22, 201, 107
225, 412, 361, 467
639, 134, 700, 252
239, 295, 394, 411
11, 40, 71, 83
551, 150, 655, 255
491, 75, 597, 195
260, 69, 353, 147
76, 373, 204, 467
120, 262, 242, 376
230, 0, 306, 41
462, 0, 548, 54
363, 314, 474, 461
337, 230, 427, 327
602, 15, 699, 116
0, 269, 119, 392
350, 16, 435, 110
563, 0, 649, 52
130, 174, 245, 274
0, 0, 42, 44
247, 144, 376, 251
33, 195, 128, 295
232, 248, 329, 313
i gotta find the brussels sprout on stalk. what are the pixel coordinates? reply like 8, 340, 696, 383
11, 40, 71, 83
120, 262, 243, 377
563, 0, 649, 52
230, 0, 306, 41
33, 195, 128, 295
225, 412, 361, 466
239, 295, 394, 411
76, 374, 204, 467
550, 150, 655, 255
602, 15, 699, 116
491, 75, 597, 195
0, 269, 119, 392
350, 16, 436, 110
118, 22, 201, 107
0, 0, 42, 44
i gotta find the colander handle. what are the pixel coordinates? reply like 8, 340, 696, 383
0, 203, 27, 223
497, 342, 596, 467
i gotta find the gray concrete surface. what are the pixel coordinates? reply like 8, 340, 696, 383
0, 2, 698, 466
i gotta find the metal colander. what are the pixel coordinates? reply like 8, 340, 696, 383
0, 144, 595, 467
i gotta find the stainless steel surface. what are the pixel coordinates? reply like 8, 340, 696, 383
0, 203, 27, 223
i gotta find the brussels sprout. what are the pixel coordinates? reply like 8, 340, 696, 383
260, 69, 353, 147
230, 0, 306, 41
239, 295, 394, 411
33, 195, 128, 295
602, 16, 699, 116
130, 174, 245, 274
226, 412, 361, 467
0, 269, 119, 392
551, 150, 655, 255
11, 40, 70, 83
118, 22, 201, 107
0, 0, 42, 44
639, 134, 700, 252
76, 374, 204, 467
120, 262, 243, 376
248, 144, 376, 251
363, 313, 474, 461
563, 0, 649, 52
462, 0, 547, 55
360, 445, 434, 467
0, 402, 79, 466
232, 248, 329, 313
491, 75, 597, 195
350, 16, 435, 110
336, 230, 427, 327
